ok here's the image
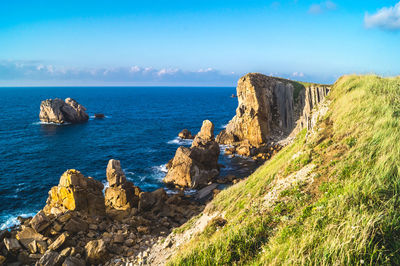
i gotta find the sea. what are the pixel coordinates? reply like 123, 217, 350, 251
0, 86, 261, 229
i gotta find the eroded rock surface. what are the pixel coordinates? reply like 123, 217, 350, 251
178, 129, 194, 140
104, 159, 140, 215
43, 169, 105, 216
217, 73, 295, 147
39, 98, 89, 124
164, 120, 220, 188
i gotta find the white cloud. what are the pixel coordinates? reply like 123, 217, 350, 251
365, 2, 400, 30
0, 60, 239, 85
308, 1, 337, 14
292, 72, 305, 77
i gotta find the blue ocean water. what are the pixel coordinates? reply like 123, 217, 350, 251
0, 86, 258, 229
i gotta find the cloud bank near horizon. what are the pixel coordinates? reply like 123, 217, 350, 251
0, 60, 241, 86
365, 2, 400, 30
0, 60, 324, 86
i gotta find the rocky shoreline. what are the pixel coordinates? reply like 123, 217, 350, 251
1, 73, 330, 265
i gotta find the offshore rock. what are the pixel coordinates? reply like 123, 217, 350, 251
105, 159, 140, 212
178, 129, 194, 139
39, 98, 89, 124
217, 73, 295, 147
164, 120, 220, 188
43, 169, 105, 216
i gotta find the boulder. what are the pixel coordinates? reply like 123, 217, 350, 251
105, 159, 140, 212
37, 250, 62, 266
30, 211, 51, 233
16, 226, 45, 250
94, 113, 105, 119
138, 188, 168, 212
3, 238, 21, 252
62, 256, 85, 266
39, 98, 89, 124
85, 239, 109, 264
106, 159, 126, 187
48, 232, 68, 251
43, 169, 105, 216
164, 120, 220, 188
178, 129, 194, 139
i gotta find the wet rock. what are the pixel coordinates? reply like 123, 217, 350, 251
94, 113, 105, 119
39, 98, 89, 124
43, 169, 105, 216
85, 239, 109, 264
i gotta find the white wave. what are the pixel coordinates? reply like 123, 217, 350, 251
89, 115, 111, 119
102, 180, 109, 194
150, 164, 168, 181
220, 123, 228, 129
167, 137, 193, 146
0, 212, 36, 230
32, 121, 71, 126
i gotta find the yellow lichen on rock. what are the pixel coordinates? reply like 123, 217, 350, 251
43, 169, 105, 216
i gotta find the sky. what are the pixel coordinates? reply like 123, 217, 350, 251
0, 0, 400, 86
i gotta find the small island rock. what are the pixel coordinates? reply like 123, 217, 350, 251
39, 98, 89, 124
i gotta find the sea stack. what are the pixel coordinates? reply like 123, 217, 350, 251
164, 120, 220, 188
39, 98, 89, 124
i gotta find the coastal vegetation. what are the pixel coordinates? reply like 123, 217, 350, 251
169, 75, 400, 265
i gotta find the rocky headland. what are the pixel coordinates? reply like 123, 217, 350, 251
1, 73, 331, 265
39, 98, 89, 124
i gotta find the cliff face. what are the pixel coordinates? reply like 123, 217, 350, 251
295, 85, 330, 133
217, 73, 330, 147
217, 73, 295, 147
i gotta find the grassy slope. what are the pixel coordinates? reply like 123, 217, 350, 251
169, 75, 400, 265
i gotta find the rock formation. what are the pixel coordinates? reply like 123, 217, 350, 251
294, 85, 330, 133
0, 163, 204, 265
39, 98, 89, 124
43, 169, 105, 216
104, 159, 140, 214
178, 129, 194, 139
217, 73, 330, 155
217, 73, 295, 147
164, 120, 220, 188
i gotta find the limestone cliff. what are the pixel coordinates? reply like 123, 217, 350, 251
217, 73, 295, 147
217, 73, 330, 148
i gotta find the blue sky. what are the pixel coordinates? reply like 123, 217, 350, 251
0, 0, 399, 86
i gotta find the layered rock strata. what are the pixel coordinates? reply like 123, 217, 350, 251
164, 120, 220, 188
39, 98, 89, 124
217, 73, 295, 147
217, 73, 330, 155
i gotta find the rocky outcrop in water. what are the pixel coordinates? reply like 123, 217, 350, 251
164, 120, 220, 188
178, 129, 194, 140
39, 98, 89, 124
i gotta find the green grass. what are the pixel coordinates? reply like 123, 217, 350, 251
169, 75, 400, 265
